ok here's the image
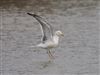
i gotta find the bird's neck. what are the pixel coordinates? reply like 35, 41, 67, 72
53, 35, 59, 44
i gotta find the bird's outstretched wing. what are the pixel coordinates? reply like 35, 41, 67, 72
27, 13, 53, 42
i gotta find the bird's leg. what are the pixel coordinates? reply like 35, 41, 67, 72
52, 48, 55, 54
47, 49, 54, 60
48, 50, 54, 59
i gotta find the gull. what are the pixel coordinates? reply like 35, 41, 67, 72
27, 13, 64, 60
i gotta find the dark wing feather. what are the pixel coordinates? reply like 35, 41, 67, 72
27, 13, 53, 42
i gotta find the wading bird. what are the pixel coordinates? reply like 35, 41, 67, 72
27, 13, 64, 60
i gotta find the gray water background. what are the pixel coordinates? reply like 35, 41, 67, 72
1, 0, 100, 75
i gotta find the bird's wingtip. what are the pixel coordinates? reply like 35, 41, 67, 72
27, 12, 37, 17
27, 12, 30, 15
27, 12, 33, 16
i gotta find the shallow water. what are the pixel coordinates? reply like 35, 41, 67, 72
1, 0, 100, 75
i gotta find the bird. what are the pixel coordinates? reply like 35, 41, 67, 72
27, 13, 64, 60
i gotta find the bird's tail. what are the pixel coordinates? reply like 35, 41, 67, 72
30, 44, 42, 48
30, 45, 38, 48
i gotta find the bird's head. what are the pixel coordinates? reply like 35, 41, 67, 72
55, 31, 64, 37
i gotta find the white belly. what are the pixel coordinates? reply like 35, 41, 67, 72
37, 41, 58, 49
37, 35, 59, 49
45, 41, 58, 48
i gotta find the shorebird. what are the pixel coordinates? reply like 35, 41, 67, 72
27, 13, 64, 60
